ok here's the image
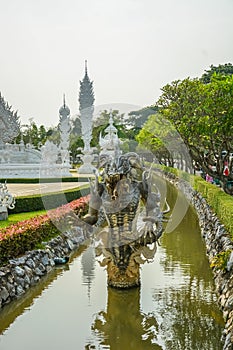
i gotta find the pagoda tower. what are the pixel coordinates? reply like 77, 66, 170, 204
59, 94, 71, 176
78, 61, 96, 174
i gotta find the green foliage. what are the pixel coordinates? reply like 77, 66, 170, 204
0, 177, 89, 183
127, 106, 158, 134
0, 210, 46, 229
156, 73, 233, 192
200, 63, 233, 84
15, 119, 49, 148
10, 185, 89, 214
136, 113, 187, 167
210, 250, 231, 271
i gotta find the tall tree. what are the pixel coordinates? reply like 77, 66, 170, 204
156, 74, 233, 193
136, 113, 189, 168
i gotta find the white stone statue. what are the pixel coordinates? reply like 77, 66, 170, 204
59, 95, 71, 176
99, 112, 122, 159
41, 140, 59, 164
0, 182, 15, 220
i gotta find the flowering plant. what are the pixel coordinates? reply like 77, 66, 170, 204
0, 195, 89, 265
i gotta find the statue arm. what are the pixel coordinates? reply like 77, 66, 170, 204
139, 173, 163, 242
82, 181, 104, 226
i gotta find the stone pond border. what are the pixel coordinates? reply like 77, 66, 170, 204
155, 168, 233, 350
0, 226, 86, 309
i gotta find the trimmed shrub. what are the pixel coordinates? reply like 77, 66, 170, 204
1, 177, 90, 183
10, 185, 90, 214
0, 196, 89, 265
193, 177, 233, 239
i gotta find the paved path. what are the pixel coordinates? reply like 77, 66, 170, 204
7, 182, 89, 197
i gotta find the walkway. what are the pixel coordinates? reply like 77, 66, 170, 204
7, 182, 89, 197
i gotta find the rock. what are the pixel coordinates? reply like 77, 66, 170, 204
16, 285, 25, 296
0, 287, 9, 301
226, 294, 233, 309
41, 255, 49, 266
34, 267, 44, 276
26, 259, 36, 269
14, 266, 25, 277
227, 251, 233, 272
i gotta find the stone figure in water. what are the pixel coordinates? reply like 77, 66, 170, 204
82, 152, 170, 288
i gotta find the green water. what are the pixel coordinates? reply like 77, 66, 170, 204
0, 179, 224, 349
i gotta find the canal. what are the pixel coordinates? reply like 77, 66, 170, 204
0, 178, 224, 349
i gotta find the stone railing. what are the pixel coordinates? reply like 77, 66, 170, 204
0, 164, 71, 178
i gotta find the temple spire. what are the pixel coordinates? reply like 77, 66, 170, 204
85, 60, 88, 76
63, 93, 66, 107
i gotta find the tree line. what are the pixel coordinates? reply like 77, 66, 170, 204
136, 63, 233, 194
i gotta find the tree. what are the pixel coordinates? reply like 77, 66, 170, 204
156, 74, 233, 193
200, 63, 233, 84
127, 106, 158, 136
136, 113, 188, 167
69, 116, 83, 164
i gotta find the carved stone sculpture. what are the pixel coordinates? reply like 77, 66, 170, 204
82, 152, 170, 288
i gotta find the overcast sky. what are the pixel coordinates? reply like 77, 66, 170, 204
0, 0, 232, 127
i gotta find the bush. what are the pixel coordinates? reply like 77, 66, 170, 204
194, 177, 233, 239
10, 185, 90, 214
0, 177, 90, 183
0, 196, 89, 265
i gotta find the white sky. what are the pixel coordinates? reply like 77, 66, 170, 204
0, 0, 232, 127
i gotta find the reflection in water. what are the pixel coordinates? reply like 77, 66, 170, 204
0, 245, 86, 335
81, 245, 96, 303
86, 287, 162, 350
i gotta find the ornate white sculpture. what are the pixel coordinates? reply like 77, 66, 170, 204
59, 95, 71, 176
78, 61, 96, 174
0, 92, 72, 178
0, 92, 20, 143
99, 112, 122, 159
0, 182, 15, 220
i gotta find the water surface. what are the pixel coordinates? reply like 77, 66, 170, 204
0, 180, 224, 350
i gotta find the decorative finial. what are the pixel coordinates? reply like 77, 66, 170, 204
109, 110, 113, 125
85, 60, 88, 75
63, 93, 66, 107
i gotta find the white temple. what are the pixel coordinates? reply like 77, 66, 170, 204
0, 93, 71, 178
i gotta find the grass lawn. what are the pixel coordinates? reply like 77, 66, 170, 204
0, 210, 47, 229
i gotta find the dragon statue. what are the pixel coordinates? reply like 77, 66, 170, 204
82, 152, 170, 288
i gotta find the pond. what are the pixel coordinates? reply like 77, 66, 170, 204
0, 179, 224, 350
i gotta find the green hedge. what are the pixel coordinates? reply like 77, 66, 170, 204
1, 177, 90, 183
9, 185, 90, 214
194, 177, 233, 239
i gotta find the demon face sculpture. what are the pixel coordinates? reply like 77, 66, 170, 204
83, 152, 170, 288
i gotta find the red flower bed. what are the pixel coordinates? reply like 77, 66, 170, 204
0, 195, 90, 265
